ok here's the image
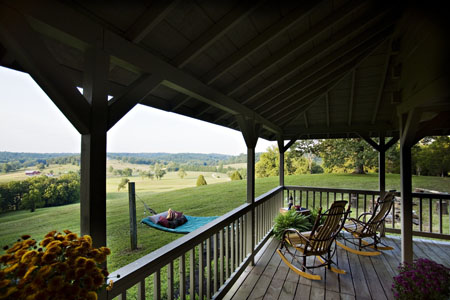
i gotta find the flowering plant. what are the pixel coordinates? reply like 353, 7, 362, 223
392, 258, 450, 300
0, 230, 112, 300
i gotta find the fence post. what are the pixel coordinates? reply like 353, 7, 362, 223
128, 182, 137, 250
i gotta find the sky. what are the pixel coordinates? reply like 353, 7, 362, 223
0, 66, 275, 155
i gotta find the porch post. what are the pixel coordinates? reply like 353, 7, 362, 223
236, 115, 260, 266
378, 132, 386, 198
277, 139, 285, 187
80, 42, 110, 248
399, 110, 420, 264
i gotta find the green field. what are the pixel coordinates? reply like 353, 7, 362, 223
1, 173, 450, 273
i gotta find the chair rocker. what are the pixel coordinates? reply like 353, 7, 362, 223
336, 191, 395, 256
277, 201, 350, 280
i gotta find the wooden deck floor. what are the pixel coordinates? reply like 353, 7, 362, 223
224, 236, 450, 300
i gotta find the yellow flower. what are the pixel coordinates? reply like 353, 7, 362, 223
46, 245, 61, 255
42, 252, 56, 264
0, 254, 11, 264
46, 240, 62, 249
75, 267, 86, 279
30, 276, 45, 289
92, 273, 104, 288
14, 248, 27, 259
21, 250, 38, 264
83, 276, 94, 290
22, 265, 38, 282
34, 290, 50, 300
3, 263, 18, 273
75, 256, 87, 268
106, 279, 114, 291
21, 234, 31, 240
100, 246, 111, 255
40, 237, 53, 247
86, 291, 98, 300
66, 233, 78, 241
6, 241, 23, 253
36, 265, 52, 278
0, 279, 10, 289
45, 230, 57, 238
84, 258, 96, 270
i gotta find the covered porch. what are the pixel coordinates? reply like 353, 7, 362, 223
1, 1, 449, 299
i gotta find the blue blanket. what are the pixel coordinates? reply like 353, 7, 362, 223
141, 215, 218, 234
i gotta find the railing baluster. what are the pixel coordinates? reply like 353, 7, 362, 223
356, 193, 359, 218
180, 255, 186, 300
326, 192, 329, 208
363, 194, 367, 216
392, 195, 396, 229
319, 191, 322, 208
199, 242, 204, 300
137, 279, 145, 300
190, 248, 195, 300
235, 219, 240, 269
154, 269, 160, 300
419, 197, 423, 232
225, 225, 229, 279
240, 216, 244, 263
207, 238, 211, 299
213, 233, 218, 294
168, 261, 173, 300
119, 292, 127, 300
220, 229, 224, 286
306, 191, 309, 209
230, 219, 235, 273
429, 198, 433, 232
439, 198, 443, 234
300, 189, 303, 207
313, 191, 316, 209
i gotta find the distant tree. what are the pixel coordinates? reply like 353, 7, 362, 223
178, 169, 187, 179
123, 168, 133, 177
37, 163, 45, 170
292, 140, 319, 173
196, 175, 207, 186
108, 166, 114, 173
155, 169, 166, 180
230, 170, 242, 180
117, 178, 130, 192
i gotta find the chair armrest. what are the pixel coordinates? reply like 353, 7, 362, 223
282, 228, 311, 244
357, 212, 373, 222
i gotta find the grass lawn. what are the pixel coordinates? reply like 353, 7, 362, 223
1, 173, 449, 273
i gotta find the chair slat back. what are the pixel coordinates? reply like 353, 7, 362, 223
364, 192, 395, 234
309, 201, 349, 253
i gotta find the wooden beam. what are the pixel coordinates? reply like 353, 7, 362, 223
385, 135, 399, 149
172, 1, 262, 68
80, 44, 110, 248
360, 134, 381, 152
125, 0, 180, 43
400, 109, 422, 148
236, 115, 260, 149
107, 74, 162, 130
371, 37, 393, 124
275, 32, 392, 126
224, 0, 367, 97
283, 122, 395, 136
256, 22, 395, 115
414, 111, 450, 144
378, 132, 386, 196
11, 0, 283, 135
277, 139, 285, 187
348, 70, 356, 126
0, 3, 91, 134
241, 8, 396, 108
304, 113, 309, 129
201, 2, 317, 85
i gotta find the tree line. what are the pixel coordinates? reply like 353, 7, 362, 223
0, 152, 79, 174
256, 137, 450, 178
0, 172, 80, 213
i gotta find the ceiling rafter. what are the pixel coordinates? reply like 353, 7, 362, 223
325, 92, 330, 127
125, 0, 181, 43
371, 37, 394, 124
223, 0, 368, 97
172, 1, 262, 68
260, 27, 392, 117
239, 8, 395, 108
283, 122, 394, 136
277, 35, 392, 127
348, 69, 356, 126
9, 0, 282, 135
0, 3, 91, 134
201, 1, 318, 85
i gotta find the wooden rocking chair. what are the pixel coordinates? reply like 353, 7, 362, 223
336, 191, 396, 256
277, 201, 350, 280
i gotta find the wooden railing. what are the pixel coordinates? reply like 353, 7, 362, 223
284, 186, 450, 240
107, 186, 283, 300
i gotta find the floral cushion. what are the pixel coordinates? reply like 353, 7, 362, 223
148, 211, 168, 224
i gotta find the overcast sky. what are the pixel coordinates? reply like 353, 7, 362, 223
0, 66, 275, 155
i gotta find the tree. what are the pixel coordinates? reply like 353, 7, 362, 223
292, 140, 319, 173
123, 168, 133, 177
230, 170, 243, 180
108, 166, 114, 173
178, 169, 187, 179
117, 178, 130, 191
196, 175, 207, 186
318, 138, 377, 174
255, 146, 279, 178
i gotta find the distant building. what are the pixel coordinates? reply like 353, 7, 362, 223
25, 170, 41, 176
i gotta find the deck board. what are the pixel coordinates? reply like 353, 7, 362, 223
224, 236, 450, 300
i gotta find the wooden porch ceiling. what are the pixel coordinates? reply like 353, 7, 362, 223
0, 0, 449, 141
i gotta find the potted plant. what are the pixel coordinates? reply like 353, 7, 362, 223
272, 210, 312, 241
0, 230, 113, 300
392, 258, 450, 300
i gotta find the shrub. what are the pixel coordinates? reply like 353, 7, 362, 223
196, 175, 207, 186
392, 258, 450, 299
230, 171, 242, 180
272, 210, 312, 241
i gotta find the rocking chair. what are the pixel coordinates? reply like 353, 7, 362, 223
336, 191, 396, 256
277, 201, 350, 280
